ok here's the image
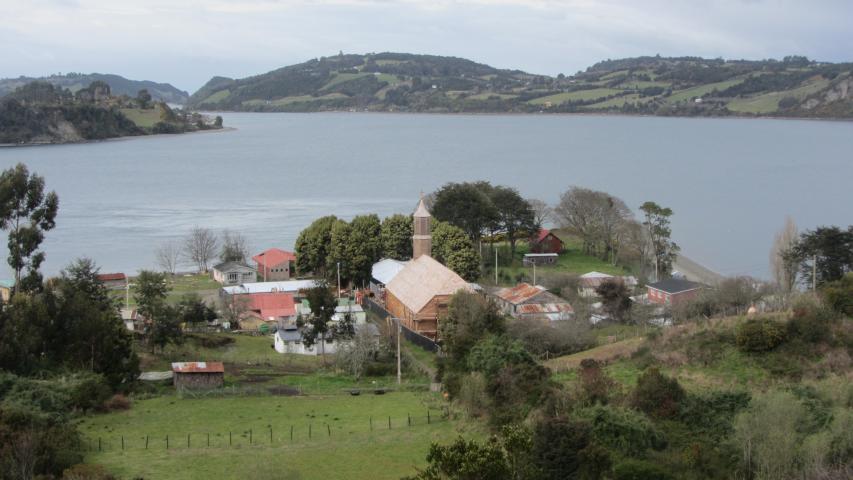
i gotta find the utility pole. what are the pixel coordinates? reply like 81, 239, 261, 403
337, 262, 341, 299
495, 248, 498, 284
125, 281, 130, 309
533, 262, 537, 285
396, 318, 401, 385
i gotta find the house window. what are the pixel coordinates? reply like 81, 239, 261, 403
228, 273, 237, 282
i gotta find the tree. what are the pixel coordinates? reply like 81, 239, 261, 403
0, 163, 59, 294
787, 226, 853, 288
630, 368, 685, 419
528, 198, 552, 228
639, 201, 679, 280
431, 182, 497, 242
381, 214, 413, 260
335, 326, 378, 379
134, 270, 182, 351
554, 187, 633, 262
432, 220, 481, 281
219, 229, 249, 263
219, 293, 250, 329
489, 186, 537, 257
294, 215, 337, 276
302, 282, 337, 364
178, 293, 216, 329
439, 292, 505, 374
183, 226, 218, 272
155, 240, 182, 275
326, 218, 352, 286
347, 214, 382, 287
136, 89, 152, 108
770, 216, 798, 293
595, 279, 633, 323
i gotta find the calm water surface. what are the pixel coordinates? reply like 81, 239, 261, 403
0, 113, 851, 279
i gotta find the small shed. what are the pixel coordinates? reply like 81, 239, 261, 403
523, 253, 558, 266
171, 362, 224, 390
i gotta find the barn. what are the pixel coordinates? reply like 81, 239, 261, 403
171, 362, 224, 390
529, 229, 563, 254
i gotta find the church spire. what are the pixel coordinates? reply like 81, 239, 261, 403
413, 195, 432, 259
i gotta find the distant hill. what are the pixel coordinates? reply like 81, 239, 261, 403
0, 81, 221, 145
187, 53, 853, 118
0, 73, 189, 104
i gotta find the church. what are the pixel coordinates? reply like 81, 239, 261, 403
384, 197, 473, 340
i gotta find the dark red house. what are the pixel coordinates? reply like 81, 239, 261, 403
647, 278, 703, 306
529, 229, 563, 254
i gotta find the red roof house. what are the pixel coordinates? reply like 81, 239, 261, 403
245, 292, 297, 321
529, 229, 563, 254
253, 248, 296, 281
97, 272, 127, 290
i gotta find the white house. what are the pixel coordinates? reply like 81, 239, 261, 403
274, 323, 380, 355
212, 261, 256, 285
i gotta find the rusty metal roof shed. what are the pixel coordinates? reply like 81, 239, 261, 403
171, 362, 224, 374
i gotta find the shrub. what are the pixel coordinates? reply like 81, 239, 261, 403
630, 368, 685, 419
531, 417, 594, 480
822, 273, 853, 316
507, 317, 595, 358
788, 297, 836, 344
457, 372, 490, 418
104, 394, 131, 411
612, 459, 675, 480
68, 374, 111, 412
680, 390, 751, 439
574, 405, 666, 456
62, 464, 117, 480
577, 359, 617, 405
736, 317, 786, 352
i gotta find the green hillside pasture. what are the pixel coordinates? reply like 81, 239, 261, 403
583, 93, 657, 110
119, 108, 162, 128
528, 88, 621, 105
79, 392, 475, 480
665, 78, 744, 103
200, 89, 230, 105
600, 69, 628, 80
467, 92, 518, 100
726, 78, 830, 114
242, 93, 349, 107
617, 80, 670, 90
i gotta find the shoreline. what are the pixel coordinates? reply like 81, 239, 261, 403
195, 109, 853, 124
0, 126, 236, 148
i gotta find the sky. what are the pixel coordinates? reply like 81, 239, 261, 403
2, 0, 852, 93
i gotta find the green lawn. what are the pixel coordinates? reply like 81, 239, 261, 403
528, 88, 622, 105
119, 108, 163, 128
78, 392, 477, 480
111, 273, 221, 308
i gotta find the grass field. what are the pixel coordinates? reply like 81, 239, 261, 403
665, 78, 745, 103
467, 92, 518, 101
583, 93, 656, 109
111, 273, 221, 308
79, 392, 477, 480
201, 89, 230, 105
528, 88, 621, 105
119, 108, 163, 128
726, 78, 830, 113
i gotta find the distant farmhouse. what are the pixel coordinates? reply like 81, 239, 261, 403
491, 283, 574, 322
529, 228, 563, 254
253, 248, 296, 281
647, 278, 704, 306
212, 261, 256, 285
384, 198, 473, 340
97, 272, 127, 290
578, 271, 638, 297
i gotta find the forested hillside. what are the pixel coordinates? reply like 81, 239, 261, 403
0, 72, 188, 104
187, 53, 853, 118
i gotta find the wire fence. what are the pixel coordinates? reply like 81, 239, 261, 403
82, 410, 449, 453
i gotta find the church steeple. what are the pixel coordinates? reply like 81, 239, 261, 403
413, 195, 432, 259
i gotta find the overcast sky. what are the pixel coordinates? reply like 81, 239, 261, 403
2, 0, 852, 93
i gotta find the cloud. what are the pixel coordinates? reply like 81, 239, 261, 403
0, 0, 850, 91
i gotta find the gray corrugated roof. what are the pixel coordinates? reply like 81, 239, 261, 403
647, 278, 703, 294
213, 261, 255, 273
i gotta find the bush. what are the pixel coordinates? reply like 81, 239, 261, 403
531, 417, 595, 480
680, 390, 751, 439
62, 464, 117, 480
507, 317, 595, 358
69, 374, 111, 412
574, 405, 665, 456
104, 394, 131, 411
788, 297, 836, 344
577, 359, 617, 405
612, 459, 675, 480
457, 372, 490, 417
736, 317, 786, 352
630, 368, 685, 419
822, 273, 853, 316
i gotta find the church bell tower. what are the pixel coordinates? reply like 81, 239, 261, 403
412, 196, 432, 259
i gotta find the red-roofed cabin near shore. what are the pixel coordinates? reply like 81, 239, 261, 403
529, 229, 563, 254
253, 248, 296, 281
97, 273, 127, 290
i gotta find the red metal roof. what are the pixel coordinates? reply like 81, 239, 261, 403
171, 362, 224, 373
533, 228, 552, 243
517, 303, 574, 314
97, 273, 126, 282
495, 283, 546, 305
246, 292, 296, 319
253, 248, 296, 269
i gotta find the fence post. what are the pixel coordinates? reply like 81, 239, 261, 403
309, 424, 312, 439
408, 413, 411, 427
187, 433, 190, 448
145, 435, 149, 449
327, 424, 331, 437
207, 433, 210, 447
166, 435, 169, 450
370, 416, 373, 431
290, 425, 293, 442
98, 437, 101, 452
388, 416, 391, 429
427, 410, 431, 424
270, 427, 273, 443
229, 431, 232, 446
121, 436, 124, 450
249, 429, 252, 445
